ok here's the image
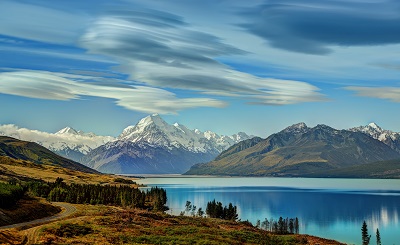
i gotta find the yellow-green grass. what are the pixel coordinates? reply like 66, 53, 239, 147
33, 206, 344, 245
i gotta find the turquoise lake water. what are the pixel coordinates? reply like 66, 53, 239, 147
136, 177, 400, 245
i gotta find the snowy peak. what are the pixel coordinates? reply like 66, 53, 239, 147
368, 122, 381, 130
137, 114, 167, 128
350, 122, 386, 138
281, 122, 309, 134
119, 114, 170, 139
350, 123, 400, 152
56, 127, 79, 135
117, 115, 251, 153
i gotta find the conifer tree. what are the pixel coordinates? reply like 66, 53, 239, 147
376, 228, 381, 245
362, 221, 371, 245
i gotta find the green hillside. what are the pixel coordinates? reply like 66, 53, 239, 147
0, 136, 97, 174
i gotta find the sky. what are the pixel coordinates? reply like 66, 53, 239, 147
1, 0, 400, 138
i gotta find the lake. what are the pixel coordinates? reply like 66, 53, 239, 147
136, 177, 400, 245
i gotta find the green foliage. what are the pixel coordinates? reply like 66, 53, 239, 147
262, 217, 300, 234
25, 180, 167, 210
147, 186, 168, 211
197, 207, 204, 217
205, 199, 238, 221
46, 223, 93, 237
362, 220, 371, 245
0, 182, 25, 208
114, 177, 136, 185
376, 228, 381, 245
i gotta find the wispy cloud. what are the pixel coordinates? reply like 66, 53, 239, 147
345, 86, 400, 102
0, 70, 226, 114
0, 1, 327, 113
239, 0, 400, 55
80, 8, 326, 105
0, 1, 89, 44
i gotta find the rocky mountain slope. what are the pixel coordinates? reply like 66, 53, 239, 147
0, 124, 114, 162
186, 123, 400, 176
350, 122, 400, 152
82, 114, 251, 174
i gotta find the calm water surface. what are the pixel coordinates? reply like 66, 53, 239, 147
136, 177, 400, 245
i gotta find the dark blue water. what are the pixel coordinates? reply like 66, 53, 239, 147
137, 177, 400, 245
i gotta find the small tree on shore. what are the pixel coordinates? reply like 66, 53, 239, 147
376, 228, 381, 245
362, 221, 371, 245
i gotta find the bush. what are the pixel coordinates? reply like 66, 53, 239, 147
0, 182, 25, 208
47, 223, 93, 237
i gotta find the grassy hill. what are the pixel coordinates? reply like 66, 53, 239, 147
0, 136, 97, 174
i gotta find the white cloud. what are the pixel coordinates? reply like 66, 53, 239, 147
80, 11, 326, 105
0, 70, 226, 114
345, 86, 400, 102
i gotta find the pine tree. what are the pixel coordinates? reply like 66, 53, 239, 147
289, 218, 294, 234
362, 221, 371, 245
376, 228, 381, 245
294, 217, 299, 234
197, 207, 204, 217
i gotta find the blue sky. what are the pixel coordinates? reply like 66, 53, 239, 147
1, 0, 400, 137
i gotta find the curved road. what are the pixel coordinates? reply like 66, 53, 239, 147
0, 202, 77, 230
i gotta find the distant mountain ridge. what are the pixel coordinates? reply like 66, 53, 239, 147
82, 114, 252, 174
0, 124, 114, 162
0, 136, 97, 173
186, 122, 400, 176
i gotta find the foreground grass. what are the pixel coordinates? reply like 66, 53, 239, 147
33, 205, 344, 245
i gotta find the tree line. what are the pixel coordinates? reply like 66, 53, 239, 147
181, 200, 301, 235
181, 200, 239, 221
27, 177, 168, 211
258, 217, 299, 234
1, 177, 167, 211
205, 199, 239, 221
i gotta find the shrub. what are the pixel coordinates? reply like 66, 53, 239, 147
0, 182, 25, 208
47, 223, 93, 237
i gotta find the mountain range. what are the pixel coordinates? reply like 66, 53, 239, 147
82, 114, 251, 173
186, 122, 400, 177
0, 114, 251, 174
2, 116, 400, 176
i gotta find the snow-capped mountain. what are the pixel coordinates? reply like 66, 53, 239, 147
350, 122, 400, 152
117, 114, 248, 153
0, 124, 115, 162
82, 114, 251, 174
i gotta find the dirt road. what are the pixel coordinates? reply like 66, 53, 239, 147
0, 202, 77, 230
0, 202, 77, 244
